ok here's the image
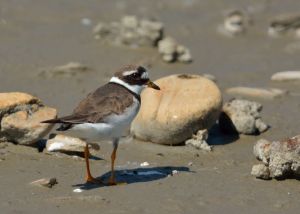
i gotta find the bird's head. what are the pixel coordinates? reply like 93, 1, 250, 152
110, 65, 160, 94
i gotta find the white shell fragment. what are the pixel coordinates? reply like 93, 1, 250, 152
73, 188, 84, 193
271, 71, 300, 81
140, 161, 150, 167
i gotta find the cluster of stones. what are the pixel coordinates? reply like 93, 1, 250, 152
93, 15, 192, 63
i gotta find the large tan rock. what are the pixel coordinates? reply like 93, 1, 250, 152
0, 92, 57, 145
131, 74, 222, 145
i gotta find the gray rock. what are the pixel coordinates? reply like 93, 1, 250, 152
251, 164, 270, 180
253, 139, 271, 164
252, 135, 300, 180
219, 99, 269, 135
269, 136, 300, 178
185, 129, 212, 151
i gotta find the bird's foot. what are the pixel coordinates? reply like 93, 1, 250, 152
85, 176, 103, 184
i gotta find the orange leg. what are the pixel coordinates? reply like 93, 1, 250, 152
84, 144, 102, 184
108, 139, 119, 185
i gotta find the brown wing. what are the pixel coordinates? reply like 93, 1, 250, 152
45, 83, 135, 125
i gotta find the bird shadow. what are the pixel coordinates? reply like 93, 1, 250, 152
73, 166, 191, 190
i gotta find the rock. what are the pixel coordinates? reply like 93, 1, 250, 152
219, 99, 269, 135
268, 14, 300, 38
93, 16, 192, 63
131, 74, 222, 145
226, 87, 288, 99
253, 139, 271, 164
30, 178, 58, 188
0, 92, 57, 145
252, 135, 300, 180
39, 62, 90, 78
185, 129, 212, 151
93, 15, 163, 47
251, 164, 270, 180
218, 10, 250, 37
269, 136, 300, 178
271, 71, 300, 81
158, 37, 192, 63
46, 134, 100, 154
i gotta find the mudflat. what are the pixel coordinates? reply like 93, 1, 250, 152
0, 1, 299, 214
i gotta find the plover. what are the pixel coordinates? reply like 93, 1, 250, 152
42, 65, 160, 185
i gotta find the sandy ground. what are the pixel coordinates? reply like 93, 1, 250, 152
0, 0, 300, 213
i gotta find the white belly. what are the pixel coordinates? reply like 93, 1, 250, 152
66, 98, 140, 141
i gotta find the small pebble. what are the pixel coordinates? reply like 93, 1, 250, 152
140, 161, 150, 167
73, 188, 84, 193
81, 18, 92, 26
171, 170, 179, 176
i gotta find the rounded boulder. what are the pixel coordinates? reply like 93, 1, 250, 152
131, 74, 222, 145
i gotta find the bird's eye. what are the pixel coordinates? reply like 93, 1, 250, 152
132, 73, 139, 78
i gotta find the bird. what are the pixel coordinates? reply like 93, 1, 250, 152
42, 64, 160, 185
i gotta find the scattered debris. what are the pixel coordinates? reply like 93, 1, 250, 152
93, 15, 163, 47
218, 10, 250, 37
226, 87, 288, 99
0, 92, 57, 145
39, 62, 90, 78
252, 135, 300, 180
158, 37, 192, 63
268, 14, 300, 38
93, 15, 192, 63
185, 129, 212, 151
140, 161, 150, 167
271, 71, 300, 81
219, 99, 269, 135
30, 178, 58, 188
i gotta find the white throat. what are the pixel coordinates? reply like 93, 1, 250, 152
110, 76, 144, 95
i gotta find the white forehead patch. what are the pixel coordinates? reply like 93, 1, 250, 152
123, 70, 137, 76
141, 71, 149, 79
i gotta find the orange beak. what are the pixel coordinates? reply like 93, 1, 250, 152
147, 81, 160, 90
